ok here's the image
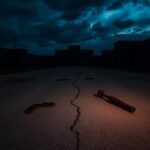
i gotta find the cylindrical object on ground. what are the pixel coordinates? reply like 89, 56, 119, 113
105, 95, 136, 113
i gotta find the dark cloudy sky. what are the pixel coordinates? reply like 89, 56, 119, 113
0, 0, 150, 55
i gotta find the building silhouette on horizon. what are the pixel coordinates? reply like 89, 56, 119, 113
113, 39, 150, 69
55, 45, 94, 65
0, 47, 28, 67
0, 38, 150, 73
101, 50, 113, 67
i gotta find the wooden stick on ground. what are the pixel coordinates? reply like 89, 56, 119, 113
24, 102, 55, 114
95, 90, 136, 113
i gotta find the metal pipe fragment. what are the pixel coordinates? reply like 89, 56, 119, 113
96, 90, 136, 113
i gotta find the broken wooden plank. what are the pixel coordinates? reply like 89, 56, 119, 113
95, 90, 136, 113
24, 102, 55, 114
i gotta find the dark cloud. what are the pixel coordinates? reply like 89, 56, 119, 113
44, 0, 106, 11
61, 10, 81, 20
107, 0, 150, 10
59, 21, 93, 43
133, 0, 150, 5
43, 0, 108, 20
107, 0, 125, 10
137, 18, 150, 26
0, 0, 39, 20
133, 27, 142, 32
114, 19, 135, 29
31, 18, 93, 46
0, 24, 15, 44
92, 22, 110, 37
0, 0, 149, 54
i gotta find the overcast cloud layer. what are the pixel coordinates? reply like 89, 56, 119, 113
0, 0, 150, 55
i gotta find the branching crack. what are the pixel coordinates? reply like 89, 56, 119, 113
70, 81, 81, 150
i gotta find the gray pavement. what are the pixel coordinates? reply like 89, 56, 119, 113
0, 67, 150, 150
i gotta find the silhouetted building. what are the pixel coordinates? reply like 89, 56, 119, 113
27, 54, 56, 67
101, 50, 113, 67
0, 47, 28, 67
113, 39, 150, 69
114, 40, 139, 68
138, 39, 150, 68
55, 45, 94, 65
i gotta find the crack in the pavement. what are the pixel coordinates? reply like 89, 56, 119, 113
70, 81, 81, 150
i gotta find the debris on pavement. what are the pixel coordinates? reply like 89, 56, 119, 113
95, 89, 136, 113
24, 102, 55, 114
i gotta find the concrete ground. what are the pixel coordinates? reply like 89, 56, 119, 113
0, 67, 150, 150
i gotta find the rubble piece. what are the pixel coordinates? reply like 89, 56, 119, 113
24, 102, 55, 114
95, 90, 136, 113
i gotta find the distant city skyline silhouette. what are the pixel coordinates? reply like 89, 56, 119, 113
0, 38, 150, 73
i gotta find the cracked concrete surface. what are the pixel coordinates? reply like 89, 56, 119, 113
0, 67, 150, 150
70, 81, 81, 150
